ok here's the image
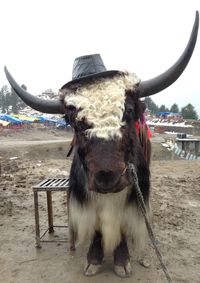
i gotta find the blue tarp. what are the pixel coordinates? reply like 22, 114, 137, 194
56, 120, 66, 125
0, 114, 22, 124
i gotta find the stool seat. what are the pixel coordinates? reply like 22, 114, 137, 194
33, 178, 69, 191
33, 178, 70, 248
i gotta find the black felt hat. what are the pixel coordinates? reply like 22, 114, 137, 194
61, 54, 120, 89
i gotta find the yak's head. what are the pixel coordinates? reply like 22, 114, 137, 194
60, 72, 145, 193
4, 12, 199, 193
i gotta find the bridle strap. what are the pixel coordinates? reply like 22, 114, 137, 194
66, 134, 76, 157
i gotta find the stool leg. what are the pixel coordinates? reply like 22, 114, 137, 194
34, 191, 41, 248
47, 191, 54, 233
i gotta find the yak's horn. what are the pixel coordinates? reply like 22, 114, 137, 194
4, 66, 65, 114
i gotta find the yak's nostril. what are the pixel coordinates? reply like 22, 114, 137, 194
96, 170, 112, 180
94, 170, 119, 189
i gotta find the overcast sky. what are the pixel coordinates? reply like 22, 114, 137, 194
0, 0, 200, 116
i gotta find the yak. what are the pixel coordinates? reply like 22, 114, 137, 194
4, 11, 199, 278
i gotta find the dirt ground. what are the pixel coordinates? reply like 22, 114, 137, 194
0, 128, 200, 283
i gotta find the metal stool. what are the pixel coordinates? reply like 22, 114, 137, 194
33, 178, 69, 248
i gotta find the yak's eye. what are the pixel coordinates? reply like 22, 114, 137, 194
66, 105, 77, 115
65, 105, 78, 126
123, 104, 135, 122
126, 105, 134, 114
75, 121, 90, 132
127, 109, 133, 116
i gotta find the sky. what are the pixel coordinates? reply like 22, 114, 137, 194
0, 0, 200, 116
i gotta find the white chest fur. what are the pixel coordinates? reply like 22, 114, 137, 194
69, 188, 147, 252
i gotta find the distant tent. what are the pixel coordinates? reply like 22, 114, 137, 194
32, 115, 66, 125
156, 112, 181, 117
0, 113, 67, 126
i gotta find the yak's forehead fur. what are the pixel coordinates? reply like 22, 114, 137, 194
61, 72, 140, 140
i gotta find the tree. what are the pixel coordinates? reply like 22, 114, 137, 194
170, 103, 179, 113
144, 97, 159, 114
181, 104, 198, 120
10, 84, 27, 114
0, 85, 11, 113
0, 84, 28, 114
158, 104, 169, 112
10, 87, 19, 114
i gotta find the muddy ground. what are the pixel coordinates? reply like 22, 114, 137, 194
0, 128, 200, 283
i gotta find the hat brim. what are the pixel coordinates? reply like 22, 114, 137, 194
61, 70, 121, 89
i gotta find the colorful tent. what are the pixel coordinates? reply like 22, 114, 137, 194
0, 113, 66, 126
13, 114, 39, 122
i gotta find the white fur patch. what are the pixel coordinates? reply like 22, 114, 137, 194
61, 73, 140, 140
69, 188, 147, 253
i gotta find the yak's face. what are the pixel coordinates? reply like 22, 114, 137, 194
61, 73, 144, 193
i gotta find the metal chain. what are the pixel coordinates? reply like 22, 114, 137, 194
127, 163, 173, 283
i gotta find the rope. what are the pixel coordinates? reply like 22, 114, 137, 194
127, 163, 173, 283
